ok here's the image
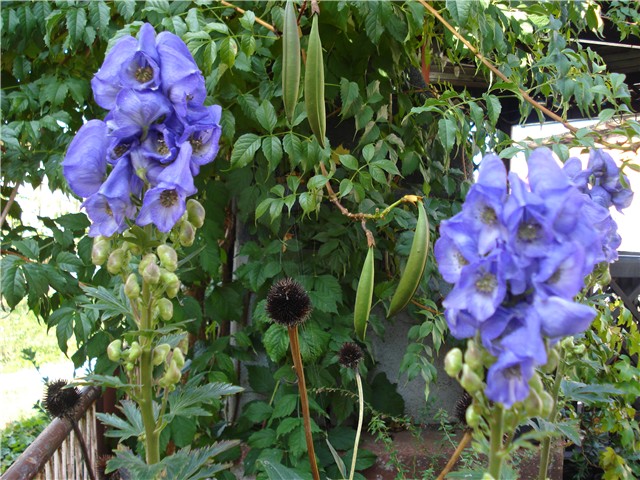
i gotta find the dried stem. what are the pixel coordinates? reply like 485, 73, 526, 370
0, 181, 21, 229
348, 370, 365, 480
436, 430, 472, 480
69, 417, 97, 480
219, 0, 279, 35
288, 326, 321, 480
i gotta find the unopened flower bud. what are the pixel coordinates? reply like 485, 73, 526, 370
157, 244, 178, 272
157, 298, 173, 321
107, 340, 122, 362
164, 273, 181, 298
574, 344, 586, 355
529, 372, 545, 395
460, 364, 483, 394
142, 261, 161, 285
139, 253, 158, 274
542, 348, 560, 373
152, 344, 171, 366
92, 237, 111, 266
159, 359, 181, 388
124, 274, 140, 299
172, 348, 185, 368
107, 248, 127, 275
187, 199, 205, 229
127, 341, 142, 362
540, 391, 554, 418
464, 340, 483, 372
444, 348, 463, 378
524, 389, 543, 417
125, 362, 134, 372
178, 337, 189, 355
465, 404, 482, 428
179, 220, 196, 247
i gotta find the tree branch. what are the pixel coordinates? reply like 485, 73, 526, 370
0, 181, 21, 229
219, 0, 279, 35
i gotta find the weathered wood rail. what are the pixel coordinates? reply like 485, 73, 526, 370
2, 387, 101, 480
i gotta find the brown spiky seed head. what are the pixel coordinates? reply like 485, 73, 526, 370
454, 391, 473, 426
43, 379, 81, 418
338, 342, 364, 369
266, 278, 312, 328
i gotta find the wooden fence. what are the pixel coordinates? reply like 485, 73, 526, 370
2, 387, 101, 480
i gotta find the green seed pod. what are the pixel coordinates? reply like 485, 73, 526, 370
141, 261, 161, 285
172, 348, 185, 368
354, 246, 375, 341
157, 244, 178, 272
159, 359, 181, 388
179, 220, 196, 247
152, 343, 171, 366
304, 14, 326, 148
157, 298, 174, 321
106, 248, 127, 275
91, 236, 111, 266
107, 339, 122, 362
127, 341, 142, 362
465, 404, 482, 428
124, 273, 140, 299
464, 340, 484, 372
282, 0, 301, 124
444, 348, 463, 378
387, 201, 430, 317
186, 199, 205, 229
460, 364, 483, 394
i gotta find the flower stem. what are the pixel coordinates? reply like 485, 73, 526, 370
288, 326, 320, 480
488, 404, 504, 479
349, 370, 364, 480
139, 280, 160, 464
538, 351, 566, 480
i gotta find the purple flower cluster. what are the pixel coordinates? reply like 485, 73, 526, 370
435, 148, 633, 407
63, 24, 221, 236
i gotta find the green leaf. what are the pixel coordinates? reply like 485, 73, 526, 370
256, 100, 278, 133
56, 213, 89, 232
66, 8, 87, 45
80, 285, 134, 322
244, 401, 273, 423
437, 117, 456, 156
56, 314, 74, 353
446, 0, 472, 25
115, 0, 135, 20
88, 0, 110, 37
262, 136, 283, 171
12, 239, 39, 260
249, 429, 277, 449
247, 365, 276, 394
170, 416, 196, 448
263, 323, 289, 362
484, 94, 502, 127
340, 78, 360, 117
271, 394, 298, 419
260, 459, 305, 480
307, 174, 328, 190
96, 400, 144, 441
42, 80, 69, 107
1, 255, 26, 308
219, 36, 238, 67
230, 133, 262, 169
56, 252, 84, 273
339, 154, 358, 170
561, 380, 625, 404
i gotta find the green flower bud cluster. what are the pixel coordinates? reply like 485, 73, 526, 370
169, 199, 205, 248
158, 347, 186, 389
107, 339, 143, 371
444, 341, 487, 392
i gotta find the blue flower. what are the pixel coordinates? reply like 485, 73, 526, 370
532, 242, 586, 299
485, 351, 536, 408
111, 89, 173, 140
91, 36, 139, 110
434, 217, 479, 284
175, 105, 223, 175
63, 120, 109, 197
136, 144, 196, 232
118, 23, 161, 91
156, 31, 206, 116
533, 296, 596, 340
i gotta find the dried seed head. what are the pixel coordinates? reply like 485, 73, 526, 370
338, 342, 364, 369
43, 379, 81, 418
266, 278, 312, 328
454, 391, 473, 426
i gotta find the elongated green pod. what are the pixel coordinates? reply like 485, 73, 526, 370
387, 201, 430, 317
282, 0, 300, 124
304, 14, 326, 147
354, 246, 375, 341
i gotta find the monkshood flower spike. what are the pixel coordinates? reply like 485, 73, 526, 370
63, 23, 221, 236
435, 148, 632, 408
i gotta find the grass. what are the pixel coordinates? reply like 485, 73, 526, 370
0, 299, 73, 373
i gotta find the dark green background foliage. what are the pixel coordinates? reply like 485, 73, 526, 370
2, 1, 639, 477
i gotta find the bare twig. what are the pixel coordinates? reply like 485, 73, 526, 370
219, 0, 279, 35
410, 298, 442, 316
437, 430, 472, 480
0, 181, 21, 228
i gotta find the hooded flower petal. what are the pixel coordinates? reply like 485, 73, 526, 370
119, 23, 161, 90
63, 120, 109, 197
91, 36, 138, 110
136, 187, 187, 233
111, 89, 173, 140
533, 296, 596, 340
485, 351, 535, 408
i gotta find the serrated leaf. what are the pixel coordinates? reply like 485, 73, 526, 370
446, 0, 472, 25
66, 8, 87, 45
249, 429, 277, 449
256, 100, 278, 133
484, 94, 502, 127
260, 459, 304, 480
88, 0, 110, 37
230, 133, 261, 169
80, 285, 134, 322
97, 400, 144, 441
263, 136, 283, 171
168, 382, 243, 420
340, 78, 360, 117
307, 174, 328, 190
271, 393, 298, 419
263, 323, 289, 362
42, 80, 69, 107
